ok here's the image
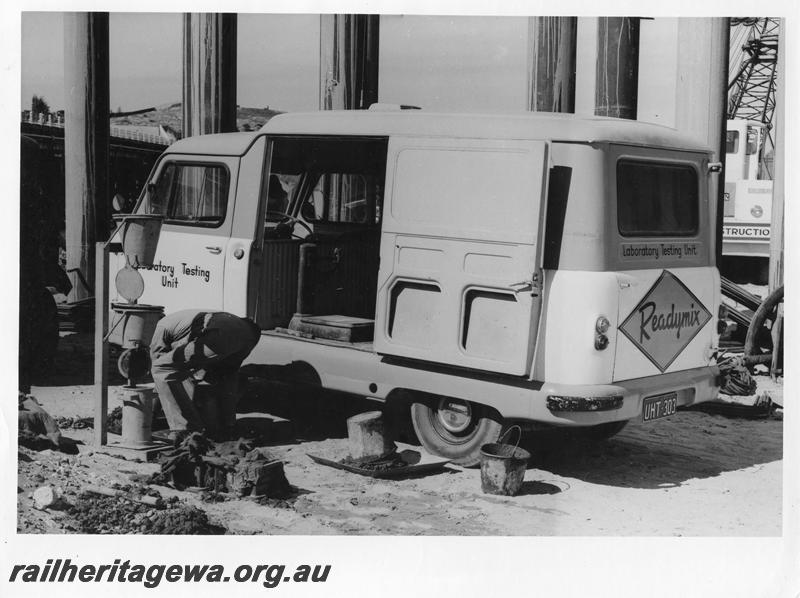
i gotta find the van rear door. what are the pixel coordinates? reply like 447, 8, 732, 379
374, 137, 548, 376
610, 147, 718, 381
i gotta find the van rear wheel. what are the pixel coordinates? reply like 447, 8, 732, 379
410, 397, 503, 467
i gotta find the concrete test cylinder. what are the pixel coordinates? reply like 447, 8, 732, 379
121, 386, 155, 446
347, 410, 396, 459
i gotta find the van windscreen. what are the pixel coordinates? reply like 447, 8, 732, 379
617, 160, 698, 237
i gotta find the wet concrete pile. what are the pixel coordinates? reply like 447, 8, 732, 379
231, 448, 292, 498
152, 433, 291, 499
68, 493, 226, 535
340, 452, 408, 473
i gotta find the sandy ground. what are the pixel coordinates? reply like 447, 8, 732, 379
16, 332, 784, 537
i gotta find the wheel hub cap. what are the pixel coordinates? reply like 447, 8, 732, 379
436, 398, 472, 434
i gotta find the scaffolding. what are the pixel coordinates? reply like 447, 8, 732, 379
727, 17, 780, 179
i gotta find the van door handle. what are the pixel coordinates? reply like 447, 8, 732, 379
509, 281, 533, 293
205, 246, 222, 255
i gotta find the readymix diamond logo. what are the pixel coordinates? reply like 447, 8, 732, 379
619, 271, 712, 372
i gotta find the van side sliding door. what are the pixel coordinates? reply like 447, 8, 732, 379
374, 137, 548, 376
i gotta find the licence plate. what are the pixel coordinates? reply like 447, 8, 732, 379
642, 392, 678, 422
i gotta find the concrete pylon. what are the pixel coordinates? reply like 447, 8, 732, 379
769, 18, 784, 291
671, 18, 729, 265
595, 17, 641, 120
319, 14, 380, 110
182, 13, 237, 137
527, 17, 577, 113
63, 12, 110, 302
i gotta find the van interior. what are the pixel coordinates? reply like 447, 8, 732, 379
253, 136, 389, 347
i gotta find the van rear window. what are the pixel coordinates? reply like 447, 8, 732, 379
617, 160, 698, 237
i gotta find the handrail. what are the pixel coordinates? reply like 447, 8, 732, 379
21, 114, 172, 146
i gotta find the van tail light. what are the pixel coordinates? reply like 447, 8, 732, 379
547, 395, 623, 412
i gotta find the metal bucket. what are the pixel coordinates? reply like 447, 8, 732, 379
110, 303, 164, 348
121, 386, 155, 446
480, 426, 530, 496
113, 214, 163, 268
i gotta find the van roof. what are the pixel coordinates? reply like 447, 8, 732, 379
166, 111, 713, 156
166, 131, 263, 156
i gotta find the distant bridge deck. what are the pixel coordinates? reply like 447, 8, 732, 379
21, 121, 167, 209
21, 121, 170, 157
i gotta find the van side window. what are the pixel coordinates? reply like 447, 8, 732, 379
617, 160, 698, 237
308, 173, 382, 225
147, 162, 229, 227
269, 136, 388, 228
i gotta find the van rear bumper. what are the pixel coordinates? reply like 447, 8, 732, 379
536, 366, 720, 426
246, 332, 719, 426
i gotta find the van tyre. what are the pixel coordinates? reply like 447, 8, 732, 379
410, 397, 503, 467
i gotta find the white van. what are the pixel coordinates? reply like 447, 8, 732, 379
112, 110, 723, 465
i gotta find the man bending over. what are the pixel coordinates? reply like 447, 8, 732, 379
150, 309, 261, 439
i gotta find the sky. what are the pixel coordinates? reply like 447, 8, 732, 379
20, 12, 741, 129
21, 13, 531, 114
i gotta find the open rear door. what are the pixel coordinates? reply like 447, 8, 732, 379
374, 137, 548, 376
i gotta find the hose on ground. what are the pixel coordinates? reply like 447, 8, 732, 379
717, 355, 757, 397
744, 286, 783, 358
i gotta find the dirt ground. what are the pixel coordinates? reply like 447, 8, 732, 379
16, 332, 784, 536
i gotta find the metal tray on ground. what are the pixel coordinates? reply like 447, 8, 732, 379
307, 446, 450, 479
